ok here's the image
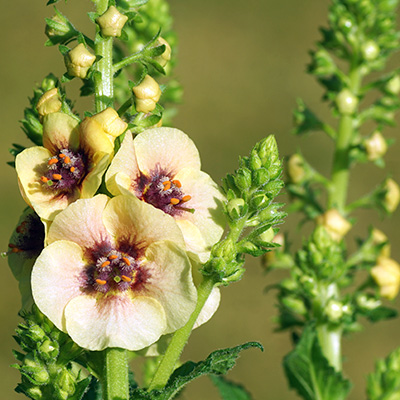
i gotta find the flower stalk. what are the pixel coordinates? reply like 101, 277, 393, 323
103, 348, 129, 400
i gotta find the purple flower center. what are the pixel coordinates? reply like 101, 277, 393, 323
40, 149, 87, 193
136, 172, 193, 216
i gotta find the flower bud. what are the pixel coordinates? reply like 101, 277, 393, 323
132, 75, 162, 113
282, 296, 307, 315
325, 300, 343, 322
365, 131, 387, 161
28, 325, 46, 342
96, 6, 128, 37
227, 198, 245, 220
371, 257, 400, 300
64, 43, 96, 79
258, 227, 275, 243
336, 89, 358, 114
56, 370, 76, 396
316, 209, 351, 241
39, 340, 59, 360
383, 178, 400, 213
386, 75, 400, 95
45, 11, 76, 43
154, 37, 172, 67
25, 387, 42, 400
361, 40, 380, 61
356, 293, 381, 310
287, 154, 306, 184
36, 88, 62, 119
91, 107, 128, 139
234, 168, 252, 191
372, 228, 391, 258
252, 167, 270, 186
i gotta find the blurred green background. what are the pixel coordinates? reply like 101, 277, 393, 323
1, 1, 400, 399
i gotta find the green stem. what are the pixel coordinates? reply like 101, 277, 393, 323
113, 52, 143, 74
148, 276, 217, 391
102, 348, 129, 400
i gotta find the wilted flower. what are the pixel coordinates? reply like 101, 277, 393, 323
31, 195, 197, 351
371, 257, 400, 300
132, 75, 162, 113
106, 128, 225, 262
16, 109, 126, 221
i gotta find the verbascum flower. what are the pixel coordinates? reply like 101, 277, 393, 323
16, 109, 127, 221
132, 75, 161, 113
371, 257, 400, 300
7, 208, 45, 311
316, 209, 351, 241
106, 127, 226, 262
31, 194, 197, 351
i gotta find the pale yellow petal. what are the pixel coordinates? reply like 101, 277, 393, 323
64, 294, 166, 351
144, 241, 197, 333
48, 195, 110, 249
80, 152, 110, 199
31, 240, 85, 331
194, 287, 220, 329
134, 128, 201, 176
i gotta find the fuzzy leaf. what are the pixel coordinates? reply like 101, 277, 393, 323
210, 375, 253, 400
69, 377, 93, 400
283, 325, 351, 400
363, 306, 398, 323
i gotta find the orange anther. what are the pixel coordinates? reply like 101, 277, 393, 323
96, 279, 107, 285
70, 167, 75, 172
12, 248, 21, 253
48, 158, 58, 165
52, 174, 62, 180
121, 275, 132, 282
122, 257, 131, 266
181, 195, 192, 203
101, 261, 110, 268
8, 243, 17, 248
64, 156, 71, 164
41, 176, 49, 183
163, 181, 171, 191
170, 198, 180, 205
59, 153, 66, 158
109, 255, 118, 260
172, 180, 182, 188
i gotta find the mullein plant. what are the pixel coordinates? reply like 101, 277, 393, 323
265, 0, 400, 398
4, 0, 285, 399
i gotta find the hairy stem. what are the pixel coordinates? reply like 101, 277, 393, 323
102, 348, 129, 400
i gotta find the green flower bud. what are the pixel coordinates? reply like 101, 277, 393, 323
32, 368, 50, 385
336, 89, 358, 114
257, 135, 279, 166
264, 180, 284, 198
96, 6, 128, 38
226, 198, 246, 219
269, 164, 282, 180
28, 325, 46, 342
386, 75, 400, 95
361, 40, 380, 61
24, 353, 41, 369
234, 168, 252, 191
325, 300, 343, 322
213, 238, 236, 260
250, 193, 269, 210
280, 278, 297, 291
25, 387, 42, 400
365, 131, 387, 161
282, 296, 307, 315
64, 44, 96, 79
45, 10, 77, 44
299, 275, 316, 293
56, 370, 76, 396
249, 151, 262, 170
383, 178, 400, 213
258, 227, 275, 243
258, 203, 283, 221
252, 167, 270, 186
39, 340, 59, 360
41, 74, 59, 92
338, 16, 354, 34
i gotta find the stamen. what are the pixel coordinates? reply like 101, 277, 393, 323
172, 180, 182, 188
163, 181, 171, 191
41, 176, 49, 183
48, 158, 58, 165
8, 243, 17, 248
70, 167, 75, 172
101, 260, 110, 268
59, 154, 66, 159
170, 198, 180, 205
64, 156, 71, 164
122, 257, 131, 266
121, 275, 132, 282
96, 279, 107, 285
109, 255, 118, 260
52, 174, 62, 181
181, 195, 192, 203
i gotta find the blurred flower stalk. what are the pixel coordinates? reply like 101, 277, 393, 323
265, 0, 400, 398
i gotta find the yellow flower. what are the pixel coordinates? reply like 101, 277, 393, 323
106, 127, 226, 262
16, 109, 126, 221
371, 257, 400, 300
31, 195, 197, 351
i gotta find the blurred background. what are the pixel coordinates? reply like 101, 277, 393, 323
1, 1, 400, 399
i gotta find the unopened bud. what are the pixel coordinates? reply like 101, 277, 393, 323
252, 167, 270, 186
325, 300, 343, 322
25, 387, 42, 400
39, 339, 59, 360
45, 11, 76, 42
258, 227, 275, 243
371, 257, 400, 300
384, 178, 400, 213
234, 168, 252, 191
282, 296, 307, 315
316, 209, 351, 241
36, 88, 62, 119
356, 293, 381, 310
361, 40, 380, 61
365, 131, 387, 161
91, 108, 128, 139
96, 6, 128, 37
57, 370, 76, 396
227, 198, 245, 220
336, 89, 358, 114
154, 37, 172, 67
287, 154, 306, 184
133, 75, 162, 113
386, 75, 400, 95
28, 325, 46, 342
64, 43, 96, 79
372, 228, 391, 257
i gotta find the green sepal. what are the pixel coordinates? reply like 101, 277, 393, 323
362, 306, 398, 323
209, 375, 253, 400
68, 376, 93, 400
292, 98, 324, 136
283, 324, 351, 400
46, 0, 64, 5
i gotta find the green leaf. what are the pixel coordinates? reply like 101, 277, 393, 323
210, 375, 253, 400
363, 306, 398, 323
283, 325, 351, 400
130, 342, 263, 400
69, 376, 93, 400
81, 377, 102, 400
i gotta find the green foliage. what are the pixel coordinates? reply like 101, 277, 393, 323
210, 375, 253, 400
283, 325, 351, 400
367, 347, 400, 400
